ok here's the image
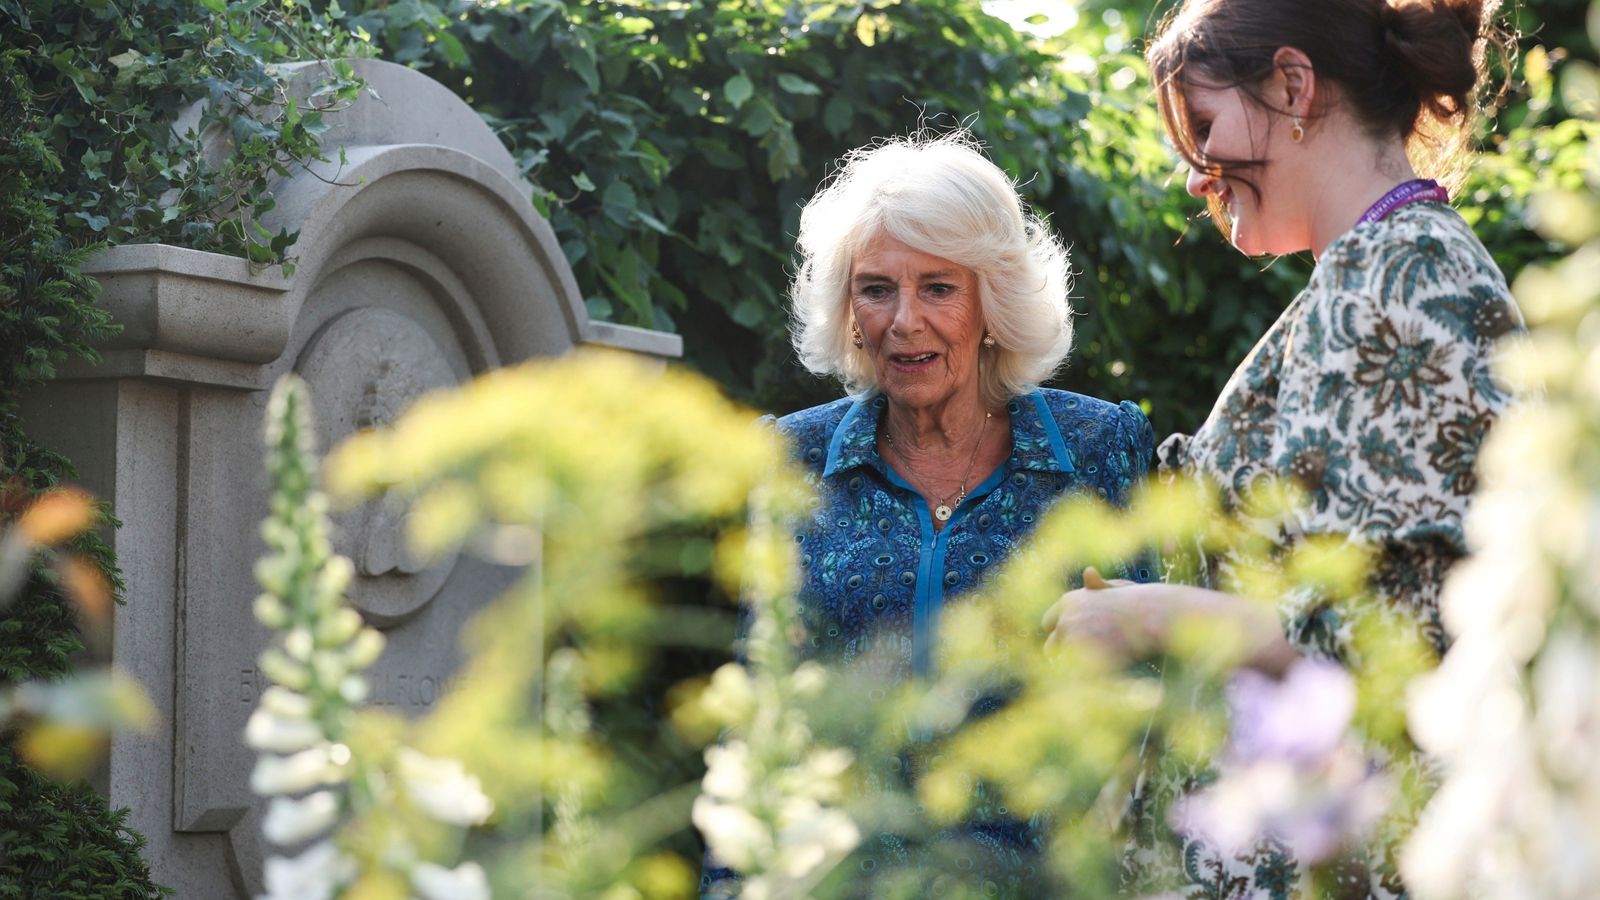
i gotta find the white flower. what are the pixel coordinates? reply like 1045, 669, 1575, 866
262, 791, 340, 846
702, 663, 756, 726
1406, 633, 1516, 757
251, 744, 348, 796
260, 686, 313, 719
701, 742, 754, 802
411, 861, 490, 900
345, 628, 385, 670
1402, 736, 1529, 897
1533, 631, 1600, 782
802, 747, 851, 781
773, 797, 860, 878
787, 662, 827, 698
692, 793, 772, 872
258, 840, 355, 900
245, 707, 324, 754
396, 748, 493, 826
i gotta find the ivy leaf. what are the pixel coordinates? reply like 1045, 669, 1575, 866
70, 212, 110, 233
572, 172, 596, 192
776, 74, 821, 96
200, 0, 227, 12
723, 73, 754, 110
300, 111, 330, 137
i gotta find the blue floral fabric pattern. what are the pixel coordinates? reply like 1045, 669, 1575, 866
782, 388, 1153, 684
1139, 202, 1523, 899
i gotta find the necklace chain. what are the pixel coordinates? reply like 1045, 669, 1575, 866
884, 411, 993, 523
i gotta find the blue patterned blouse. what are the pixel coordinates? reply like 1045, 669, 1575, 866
778, 387, 1155, 683
701, 388, 1154, 899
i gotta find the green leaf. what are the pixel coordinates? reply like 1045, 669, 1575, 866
731, 298, 765, 328
200, 0, 226, 11
602, 180, 638, 226
723, 73, 754, 110
633, 209, 671, 235
572, 172, 596, 192
776, 73, 821, 96
559, 38, 601, 93
70, 212, 110, 232
740, 103, 775, 138
823, 96, 853, 136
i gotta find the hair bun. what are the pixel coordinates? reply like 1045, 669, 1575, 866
1382, 0, 1495, 44
1378, 0, 1496, 122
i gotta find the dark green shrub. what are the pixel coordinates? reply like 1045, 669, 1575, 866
0, 54, 161, 900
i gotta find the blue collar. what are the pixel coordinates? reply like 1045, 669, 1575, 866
823, 390, 1076, 478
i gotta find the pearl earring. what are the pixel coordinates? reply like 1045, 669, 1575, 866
852, 324, 864, 349
982, 332, 997, 348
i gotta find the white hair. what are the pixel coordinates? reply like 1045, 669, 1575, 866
789, 131, 1075, 409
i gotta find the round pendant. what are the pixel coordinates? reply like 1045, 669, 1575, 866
934, 504, 953, 522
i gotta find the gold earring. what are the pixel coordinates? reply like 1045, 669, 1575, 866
852, 324, 864, 349
1290, 118, 1305, 144
982, 332, 997, 349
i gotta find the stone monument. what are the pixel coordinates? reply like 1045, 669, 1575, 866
20, 59, 680, 897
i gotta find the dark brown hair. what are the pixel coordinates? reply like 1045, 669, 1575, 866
1146, 0, 1505, 236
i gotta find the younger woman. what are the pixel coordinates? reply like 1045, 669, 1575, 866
1045, 0, 1521, 893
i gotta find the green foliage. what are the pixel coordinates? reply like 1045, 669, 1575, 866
2, 0, 368, 267
339, 0, 1591, 437
0, 56, 158, 897
0, 744, 165, 900
335, 0, 1293, 431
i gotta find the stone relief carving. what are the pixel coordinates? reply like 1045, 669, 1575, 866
295, 306, 460, 626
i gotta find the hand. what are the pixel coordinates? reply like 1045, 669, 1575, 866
1041, 571, 1299, 674
1041, 567, 1168, 657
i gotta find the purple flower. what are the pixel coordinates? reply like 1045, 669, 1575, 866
1224, 658, 1355, 766
1170, 659, 1388, 866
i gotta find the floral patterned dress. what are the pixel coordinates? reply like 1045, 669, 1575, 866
1135, 202, 1522, 897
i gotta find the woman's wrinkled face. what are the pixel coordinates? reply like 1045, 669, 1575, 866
1181, 82, 1306, 256
850, 233, 984, 412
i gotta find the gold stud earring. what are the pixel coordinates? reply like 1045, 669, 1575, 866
1290, 118, 1305, 144
852, 324, 864, 349
982, 332, 997, 349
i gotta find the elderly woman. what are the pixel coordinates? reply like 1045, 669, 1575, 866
776, 133, 1154, 686
717, 133, 1153, 895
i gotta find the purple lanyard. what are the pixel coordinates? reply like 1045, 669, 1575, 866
1358, 179, 1449, 225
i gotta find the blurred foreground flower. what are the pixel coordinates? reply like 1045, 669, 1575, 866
323, 353, 846, 896
1402, 26, 1600, 898
0, 486, 151, 780
1172, 660, 1390, 865
249, 375, 490, 900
